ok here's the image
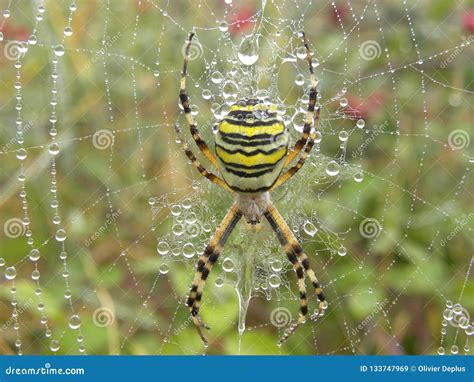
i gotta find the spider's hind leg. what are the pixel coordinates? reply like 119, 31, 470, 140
264, 202, 327, 345
186, 204, 242, 346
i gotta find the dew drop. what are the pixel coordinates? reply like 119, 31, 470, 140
49, 340, 60, 352
339, 98, 348, 107
69, 315, 81, 329
271, 260, 283, 272
215, 277, 224, 287
222, 257, 234, 272
356, 119, 365, 129
218, 21, 228, 32
157, 241, 169, 255
55, 229, 67, 242
182, 243, 196, 258
294, 74, 305, 86
211, 71, 223, 84
16, 148, 27, 160
269, 274, 281, 288
450, 345, 459, 354
437, 346, 445, 355
29, 249, 40, 261
54, 45, 65, 57
5, 266, 17, 280
159, 264, 169, 274
238, 35, 259, 66
48, 143, 60, 155
354, 172, 364, 183
64, 27, 73, 37
303, 220, 317, 236
296, 46, 307, 60
337, 246, 347, 256
325, 160, 340, 176
338, 130, 348, 142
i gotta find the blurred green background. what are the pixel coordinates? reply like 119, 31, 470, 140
0, 1, 472, 355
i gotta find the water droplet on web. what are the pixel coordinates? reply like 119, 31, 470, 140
157, 242, 170, 256
159, 264, 169, 274
54, 45, 65, 57
172, 223, 185, 236
339, 98, 348, 107
29, 249, 40, 261
296, 46, 307, 60
450, 345, 459, 354
294, 74, 305, 86
171, 204, 182, 216
55, 229, 67, 241
303, 220, 317, 236
64, 27, 73, 37
69, 315, 81, 329
269, 274, 281, 288
49, 340, 60, 352
31, 270, 40, 280
354, 172, 364, 183
271, 260, 283, 272
48, 143, 60, 155
211, 71, 223, 84
337, 246, 347, 256
292, 111, 306, 133
238, 35, 259, 66
182, 243, 196, 258
0, 258, 5, 267
215, 277, 224, 287
218, 21, 228, 32
356, 119, 365, 129
223, 81, 238, 98
202, 89, 212, 100
437, 346, 445, 355
338, 130, 348, 142
325, 161, 340, 176
5, 267, 17, 280
222, 257, 234, 272
16, 148, 27, 160
28, 35, 37, 45
442, 308, 453, 320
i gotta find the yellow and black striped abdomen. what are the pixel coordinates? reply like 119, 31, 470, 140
215, 99, 288, 193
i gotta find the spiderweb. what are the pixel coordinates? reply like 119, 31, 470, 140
0, 0, 472, 355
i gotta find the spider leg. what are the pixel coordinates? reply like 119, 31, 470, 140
269, 107, 320, 191
264, 202, 327, 345
175, 124, 233, 193
180, 32, 221, 170
284, 31, 318, 168
186, 203, 242, 345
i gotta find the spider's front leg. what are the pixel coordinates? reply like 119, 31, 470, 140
264, 202, 327, 345
186, 204, 242, 346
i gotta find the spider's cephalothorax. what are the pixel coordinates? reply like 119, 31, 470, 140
215, 99, 288, 195
176, 32, 327, 346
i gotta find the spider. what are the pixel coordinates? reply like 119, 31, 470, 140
176, 31, 327, 346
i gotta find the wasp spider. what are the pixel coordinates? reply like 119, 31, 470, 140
176, 32, 327, 346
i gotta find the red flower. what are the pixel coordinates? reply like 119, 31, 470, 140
329, 3, 348, 25
344, 91, 386, 121
1, 22, 29, 41
462, 10, 474, 34
228, 6, 255, 35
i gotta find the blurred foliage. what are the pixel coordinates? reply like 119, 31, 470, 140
0, 1, 472, 355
